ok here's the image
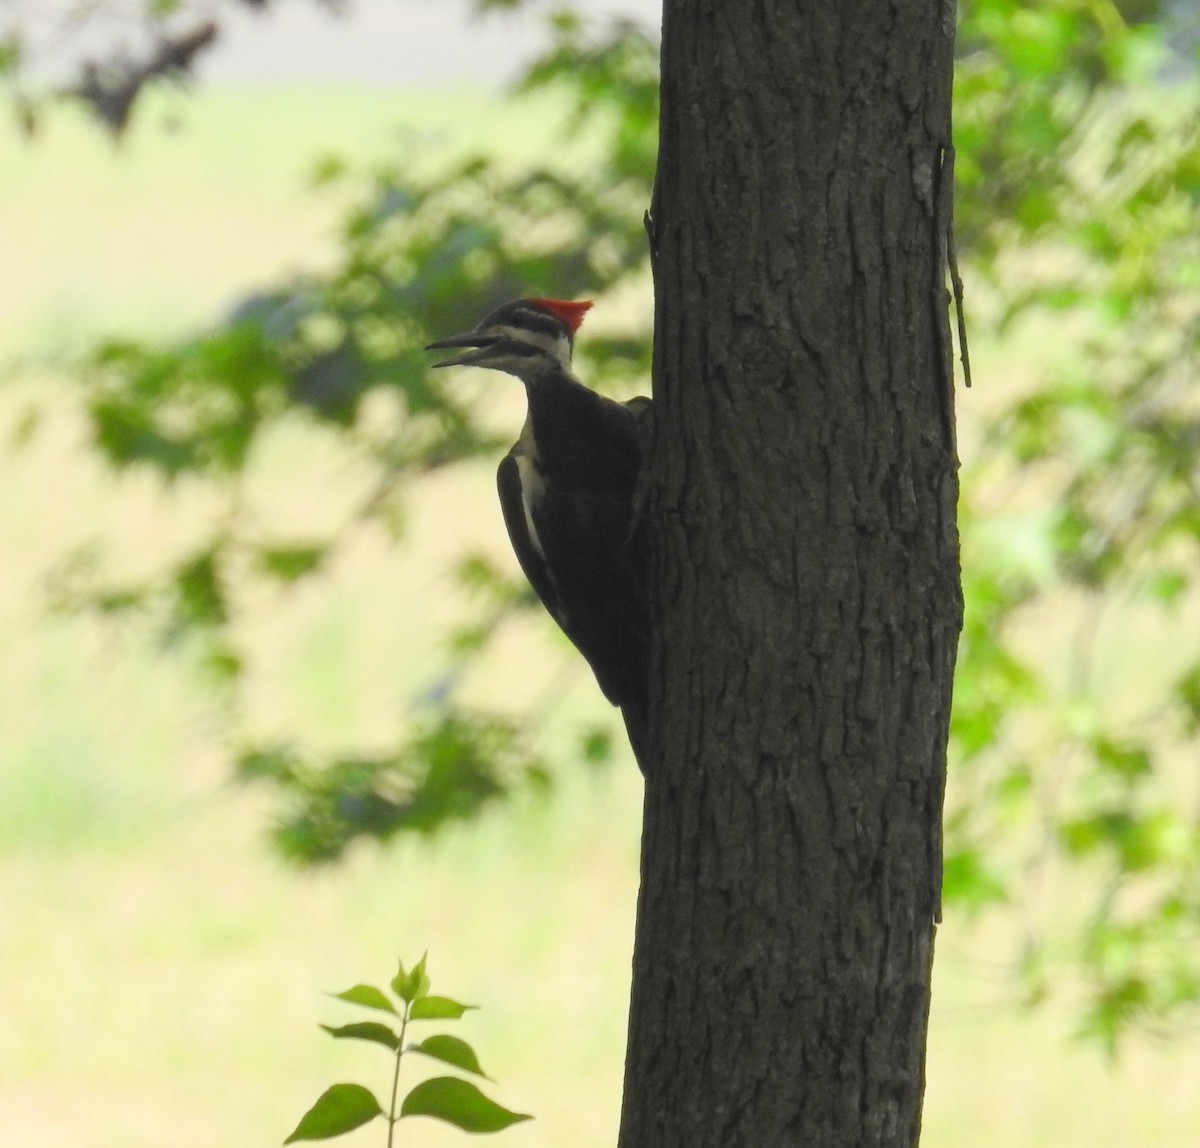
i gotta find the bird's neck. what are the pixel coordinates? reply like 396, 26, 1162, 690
517, 367, 588, 465
513, 357, 582, 391
516, 367, 639, 492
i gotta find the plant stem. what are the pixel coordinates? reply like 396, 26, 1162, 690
387, 1006, 410, 1148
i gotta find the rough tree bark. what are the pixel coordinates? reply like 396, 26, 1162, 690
619, 1, 962, 1146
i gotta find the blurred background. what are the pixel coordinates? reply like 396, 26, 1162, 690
1, 1, 1198, 1145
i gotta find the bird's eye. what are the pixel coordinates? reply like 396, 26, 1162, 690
511, 310, 563, 339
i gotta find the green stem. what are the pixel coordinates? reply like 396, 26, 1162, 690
387, 1006, 410, 1148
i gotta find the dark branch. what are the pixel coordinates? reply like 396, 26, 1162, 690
60, 20, 219, 136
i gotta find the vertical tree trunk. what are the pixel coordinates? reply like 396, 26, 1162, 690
619, 1, 961, 1146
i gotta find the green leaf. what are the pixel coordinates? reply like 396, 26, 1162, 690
409, 995, 475, 1020
1092, 737, 1150, 781
400, 1076, 531, 1133
1060, 813, 1124, 858
201, 641, 242, 684
320, 1022, 400, 1050
173, 550, 226, 627
581, 727, 614, 766
284, 1083, 382, 1143
0, 35, 21, 77
391, 953, 431, 1004
258, 545, 326, 583
411, 1034, 488, 1078
236, 745, 298, 782
409, 952, 431, 1001
308, 153, 347, 187
1177, 664, 1200, 734
330, 984, 397, 1015
942, 847, 1008, 916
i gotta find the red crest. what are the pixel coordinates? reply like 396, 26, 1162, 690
530, 297, 593, 334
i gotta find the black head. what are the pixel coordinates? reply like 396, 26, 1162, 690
425, 297, 593, 378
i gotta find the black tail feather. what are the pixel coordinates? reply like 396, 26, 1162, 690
621, 698, 651, 775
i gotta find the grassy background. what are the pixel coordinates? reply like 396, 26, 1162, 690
2, 90, 1198, 1147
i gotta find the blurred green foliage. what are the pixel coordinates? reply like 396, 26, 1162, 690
948, 0, 1200, 1051
9, 0, 1200, 1048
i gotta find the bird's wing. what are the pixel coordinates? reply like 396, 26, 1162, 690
499, 449, 648, 709
530, 482, 649, 709
498, 440, 650, 770
622, 394, 653, 429
618, 395, 654, 560
497, 450, 568, 630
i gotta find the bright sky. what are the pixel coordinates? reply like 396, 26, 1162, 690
2, 0, 661, 91
199, 0, 660, 88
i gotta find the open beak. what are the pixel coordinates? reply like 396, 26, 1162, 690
424, 330, 500, 368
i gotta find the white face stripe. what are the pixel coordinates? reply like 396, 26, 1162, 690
495, 324, 572, 370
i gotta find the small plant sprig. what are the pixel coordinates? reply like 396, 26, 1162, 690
285, 954, 531, 1145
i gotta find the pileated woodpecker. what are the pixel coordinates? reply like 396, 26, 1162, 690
426, 298, 651, 770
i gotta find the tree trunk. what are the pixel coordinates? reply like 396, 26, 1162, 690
619, 1, 961, 1145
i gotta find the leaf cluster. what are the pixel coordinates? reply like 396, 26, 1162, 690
945, 0, 1200, 1048
287, 955, 529, 1144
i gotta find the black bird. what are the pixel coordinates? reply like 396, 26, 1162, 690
426, 298, 651, 769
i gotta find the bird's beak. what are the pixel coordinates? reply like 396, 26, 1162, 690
424, 330, 501, 368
